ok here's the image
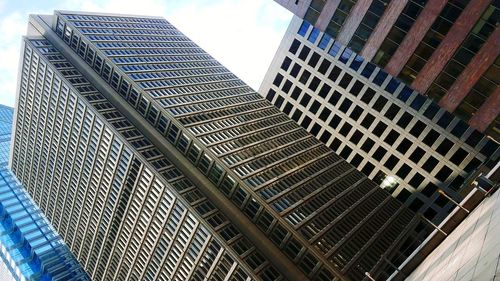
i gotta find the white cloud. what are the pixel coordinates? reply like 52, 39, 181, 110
0, 0, 292, 107
0, 12, 27, 107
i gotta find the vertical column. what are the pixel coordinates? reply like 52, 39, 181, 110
336, 0, 373, 45
315, 0, 342, 31
361, 0, 408, 60
384, 0, 447, 77
438, 27, 499, 112
469, 87, 500, 133
411, 0, 492, 93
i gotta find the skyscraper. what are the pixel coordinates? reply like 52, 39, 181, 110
11, 10, 438, 280
275, 0, 499, 140
0, 105, 89, 280
259, 16, 499, 223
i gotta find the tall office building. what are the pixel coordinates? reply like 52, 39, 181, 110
0, 105, 89, 280
275, 0, 499, 140
260, 16, 499, 223
10, 10, 439, 280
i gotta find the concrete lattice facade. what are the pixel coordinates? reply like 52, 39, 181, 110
259, 17, 499, 223
8, 10, 443, 281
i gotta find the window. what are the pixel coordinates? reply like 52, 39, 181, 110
450, 148, 468, 166
298, 21, 310, 36
328, 66, 342, 82
283, 102, 293, 114
372, 96, 388, 112
373, 146, 387, 161
281, 57, 292, 71
422, 182, 437, 197
289, 39, 301, 54
308, 27, 320, 43
309, 77, 321, 91
340, 145, 353, 159
409, 120, 426, 138
349, 105, 363, 121
361, 62, 376, 78
436, 138, 453, 156
373, 122, 388, 137
350, 130, 363, 145
409, 147, 425, 163
292, 110, 302, 122
302, 116, 312, 128
275, 95, 284, 108
290, 63, 301, 77
351, 154, 363, 167
373, 71, 388, 86
361, 162, 375, 176
385, 78, 400, 94
310, 123, 321, 135
328, 90, 342, 106
349, 80, 364, 96
465, 130, 482, 147
384, 129, 400, 145
320, 130, 332, 143
318, 84, 331, 98
436, 166, 453, 182
273, 73, 284, 87
339, 122, 353, 136
329, 115, 341, 129
319, 108, 332, 121
338, 73, 353, 89
310, 100, 321, 114
361, 113, 375, 129
339, 98, 352, 113
396, 138, 412, 154
282, 79, 293, 93
396, 163, 411, 179
397, 112, 413, 128
291, 86, 302, 100
397, 86, 413, 102
299, 70, 311, 84
384, 155, 398, 170
361, 87, 376, 104
308, 52, 321, 67
300, 93, 311, 107
299, 45, 311, 61
266, 89, 276, 102
423, 102, 440, 120
318, 33, 331, 50
410, 95, 426, 111
422, 156, 438, 173
318, 59, 331, 75
361, 138, 375, 153
423, 129, 439, 147
384, 104, 401, 120
330, 138, 341, 151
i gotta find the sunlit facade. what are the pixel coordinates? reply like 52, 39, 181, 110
9, 11, 445, 280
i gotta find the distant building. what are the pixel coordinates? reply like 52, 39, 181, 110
10, 10, 439, 280
0, 105, 89, 280
259, 16, 499, 223
275, 0, 499, 141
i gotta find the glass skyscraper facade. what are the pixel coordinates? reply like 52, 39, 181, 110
0, 105, 89, 280
10, 11, 445, 280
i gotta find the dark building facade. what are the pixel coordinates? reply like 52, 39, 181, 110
260, 16, 499, 224
275, 0, 499, 141
10, 10, 439, 281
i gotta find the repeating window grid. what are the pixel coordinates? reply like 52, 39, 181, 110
272, 34, 491, 213
49, 14, 438, 278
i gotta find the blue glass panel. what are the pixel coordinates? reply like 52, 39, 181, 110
361, 62, 376, 78
423, 102, 440, 120
373, 71, 388, 86
397, 86, 413, 102
308, 27, 320, 43
298, 21, 310, 36
339, 48, 353, 64
328, 41, 341, 57
410, 95, 426, 111
318, 33, 331, 50
350, 55, 364, 71
385, 78, 400, 94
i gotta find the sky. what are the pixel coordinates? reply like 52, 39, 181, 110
0, 0, 292, 107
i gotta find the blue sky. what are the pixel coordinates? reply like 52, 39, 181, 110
0, 0, 292, 107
